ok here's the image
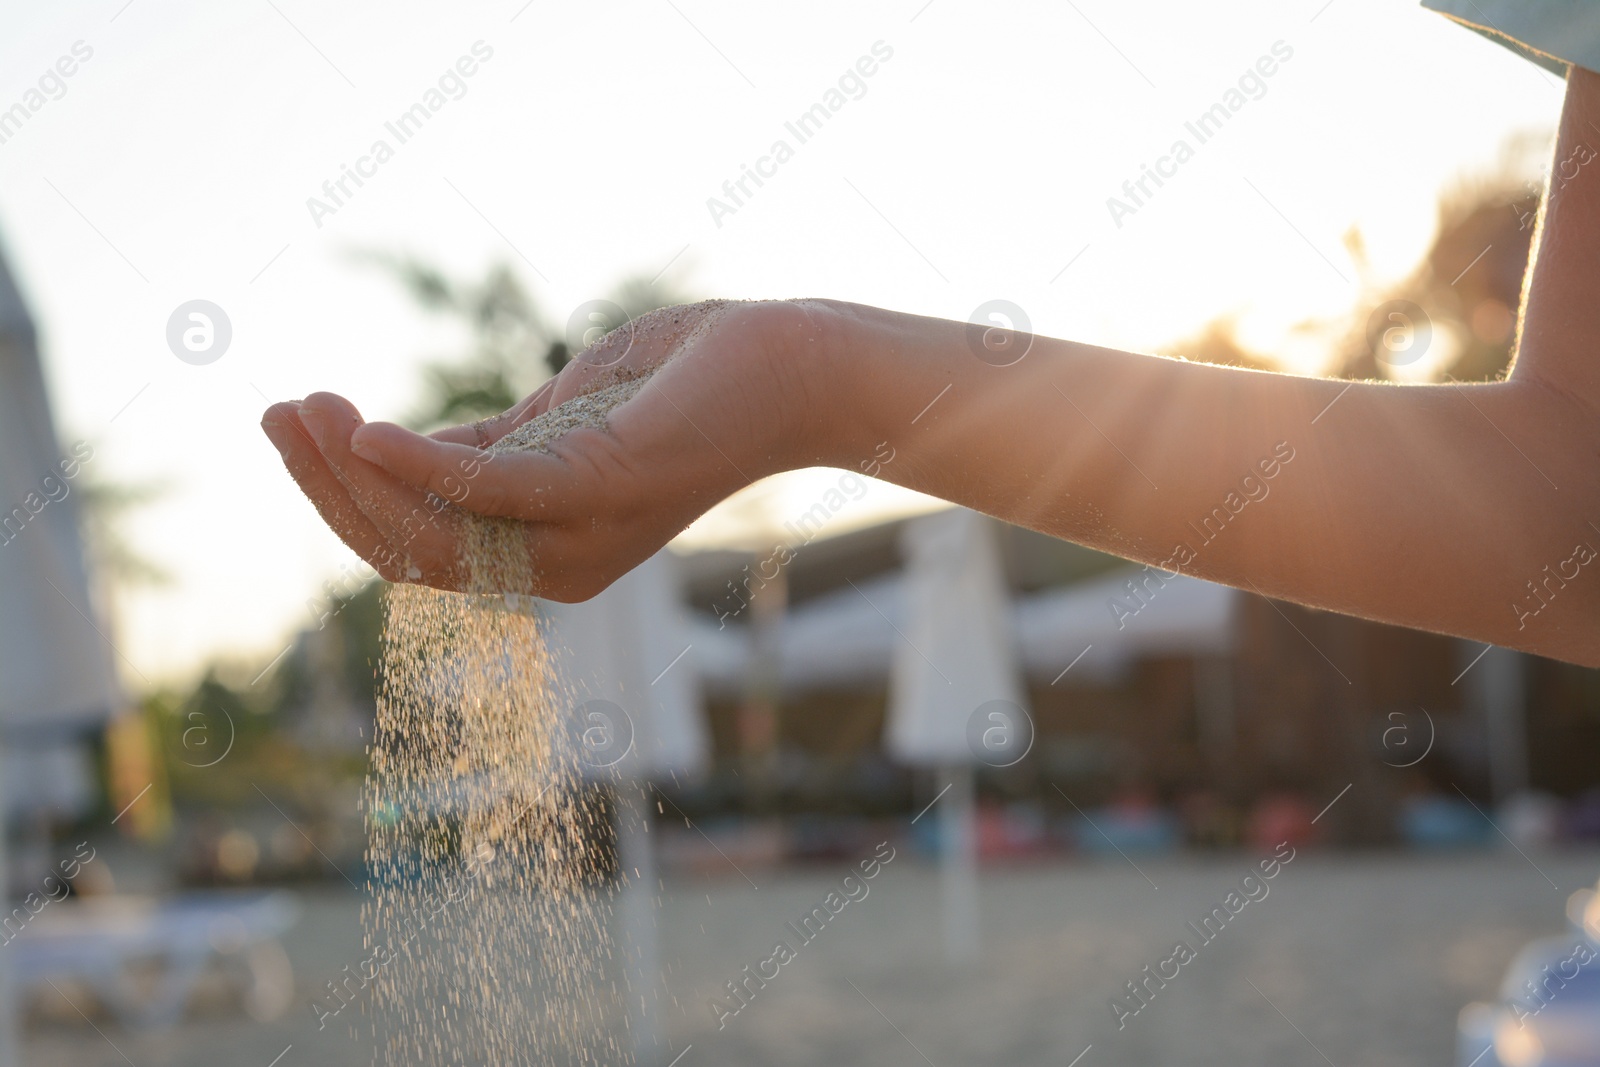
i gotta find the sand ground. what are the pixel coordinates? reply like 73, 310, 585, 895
21, 848, 1598, 1067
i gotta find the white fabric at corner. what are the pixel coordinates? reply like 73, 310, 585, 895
1425, 0, 1600, 76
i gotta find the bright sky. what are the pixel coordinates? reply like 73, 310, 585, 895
0, 0, 1567, 686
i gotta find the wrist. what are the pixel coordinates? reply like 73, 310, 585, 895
802, 299, 947, 458
794, 298, 965, 466
742, 297, 886, 471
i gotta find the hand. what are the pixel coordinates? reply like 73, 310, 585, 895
261, 299, 849, 600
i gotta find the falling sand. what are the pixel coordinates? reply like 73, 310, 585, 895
361, 301, 736, 1064
361, 375, 656, 1066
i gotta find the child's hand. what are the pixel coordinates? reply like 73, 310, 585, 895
261, 300, 846, 599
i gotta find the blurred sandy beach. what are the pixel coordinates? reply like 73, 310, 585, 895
22, 848, 1597, 1067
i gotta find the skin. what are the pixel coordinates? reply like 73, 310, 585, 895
262, 69, 1600, 669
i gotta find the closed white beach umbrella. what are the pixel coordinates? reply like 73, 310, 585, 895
0, 247, 119, 739
887, 507, 1028, 765
885, 507, 1029, 963
0, 240, 119, 1067
539, 547, 707, 781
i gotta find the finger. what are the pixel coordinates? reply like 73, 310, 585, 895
349, 419, 588, 522
358, 338, 751, 531
297, 392, 466, 587
260, 402, 411, 582
347, 415, 609, 599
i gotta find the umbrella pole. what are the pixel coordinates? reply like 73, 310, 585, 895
616, 784, 664, 1065
0, 736, 17, 1067
1477, 647, 1528, 804
939, 764, 979, 963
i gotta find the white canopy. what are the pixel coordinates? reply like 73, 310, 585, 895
886, 508, 1028, 767
1012, 566, 1239, 680
691, 522, 1240, 697
0, 243, 118, 739
539, 548, 708, 780
774, 572, 900, 691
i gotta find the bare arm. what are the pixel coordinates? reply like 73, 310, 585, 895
263, 72, 1600, 668
819, 301, 1598, 665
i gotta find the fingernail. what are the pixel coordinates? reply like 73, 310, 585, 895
261, 402, 302, 434
261, 419, 289, 454
297, 407, 328, 448
350, 430, 382, 466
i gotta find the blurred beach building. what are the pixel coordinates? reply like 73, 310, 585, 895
665, 510, 1597, 849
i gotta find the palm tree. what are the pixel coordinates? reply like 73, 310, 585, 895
1329, 144, 1545, 384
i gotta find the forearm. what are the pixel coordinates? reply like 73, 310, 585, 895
807, 299, 1600, 665
1516, 64, 1600, 400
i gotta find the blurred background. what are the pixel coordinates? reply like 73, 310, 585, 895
1, 0, 1598, 1064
